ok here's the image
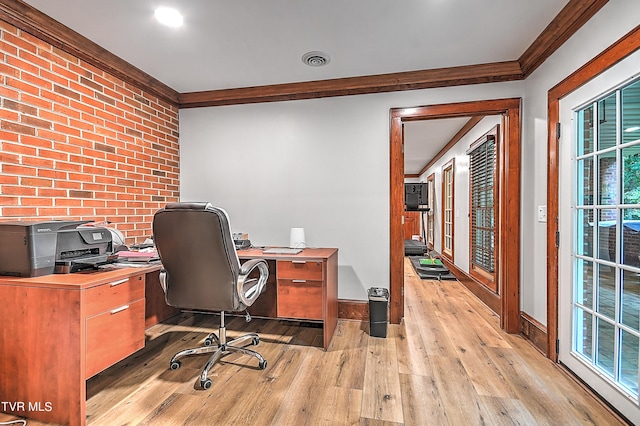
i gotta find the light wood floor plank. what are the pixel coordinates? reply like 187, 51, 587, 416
361, 327, 405, 423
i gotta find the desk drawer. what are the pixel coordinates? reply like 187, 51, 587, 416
277, 279, 322, 320
85, 298, 145, 378
276, 260, 323, 281
84, 274, 145, 318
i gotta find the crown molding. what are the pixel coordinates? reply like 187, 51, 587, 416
518, 0, 609, 77
1, 0, 608, 108
0, 0, 180, 105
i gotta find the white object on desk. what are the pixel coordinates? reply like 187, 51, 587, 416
289, 227, 306, 249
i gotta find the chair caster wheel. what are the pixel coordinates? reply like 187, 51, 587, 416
258, 360, 267, 370
169, 360, 181, 370
204, 338, 214, 346
252, 337, 260, 346
201, 379, 212, 390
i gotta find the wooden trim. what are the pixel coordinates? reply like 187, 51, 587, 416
1, 0, 601, 108
546, 24, 640, 361
519, 0, 609, 77
442, 258, 501, 314
441, 158, 455, 262
179, 62, 524, 108
390, 115, 406, 324
415, 116, 484, 177
0, 0, 179, 105
390, 98, 521, 330
338, 299, 369, 321
520, 312, 549, 355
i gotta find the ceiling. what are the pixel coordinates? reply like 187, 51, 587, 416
18, 0, 573, 175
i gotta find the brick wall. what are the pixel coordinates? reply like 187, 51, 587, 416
0, 20, 180, 244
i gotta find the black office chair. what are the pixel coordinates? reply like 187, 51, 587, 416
152, 202, 269, 389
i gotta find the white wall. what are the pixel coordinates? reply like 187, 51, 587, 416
519, 0, 640, 324
179, 85, 522, 300
179, 0, 640, 316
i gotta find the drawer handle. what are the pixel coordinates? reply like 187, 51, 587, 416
110, 305, 130, 314
292, 280, 307, 283
110, 278, 129, 287
291, 261, 307, 264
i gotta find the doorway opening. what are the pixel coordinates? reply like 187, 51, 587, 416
389, 98, 522, 333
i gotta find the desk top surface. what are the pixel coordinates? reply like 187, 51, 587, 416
238, 247, 338, 260
0, 264, 161, 290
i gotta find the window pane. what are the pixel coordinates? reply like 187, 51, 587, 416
577, 158, 594, 206
598, 93, 617, 151
621, 269, 640, 331
577, 208, 594, 257
622, 79, 640, 145
597, 152, 617, 205
576, 258, 594, 308
578, 104, 595, 156
597, 209, 617, 262
622, 145, 640, 205
621, 209, 640, 268
620, 330, 639, 394
575, 308, 593, 360
596, 318, 615, 377
597, 264, 616, 320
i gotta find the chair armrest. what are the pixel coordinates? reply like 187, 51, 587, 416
237, 259, 269, 307
159, 269, 168, 292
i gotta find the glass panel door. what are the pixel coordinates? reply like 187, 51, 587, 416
559, 66, 640, 423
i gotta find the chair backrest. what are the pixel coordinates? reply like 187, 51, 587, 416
152, 202, 244, 312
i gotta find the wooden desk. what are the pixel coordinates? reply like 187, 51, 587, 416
0, 265, 174, 426
0, 247, 338, 425
239, 247, 339, 351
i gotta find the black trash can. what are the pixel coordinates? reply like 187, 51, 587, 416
368, 287, 389, 338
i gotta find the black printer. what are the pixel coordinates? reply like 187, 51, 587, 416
0, 220, 116, 277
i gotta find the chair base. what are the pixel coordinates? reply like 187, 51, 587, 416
169, 315, 267, 390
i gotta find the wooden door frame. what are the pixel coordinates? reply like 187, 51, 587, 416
389, 98, 522, 333
547, 25, 640, 361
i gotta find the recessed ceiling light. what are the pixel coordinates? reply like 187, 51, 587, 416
154, 7, 183, 28
302, 51, 330, 67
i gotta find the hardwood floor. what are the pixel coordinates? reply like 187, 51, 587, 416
0, 258, 627, 425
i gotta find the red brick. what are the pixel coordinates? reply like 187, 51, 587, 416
51, 63, 80, 82
3, 185, 36, 196
0, 152, 19, 163
21, 177, 52, 187
23, 156, 54, 169
0, 108, 20, 121
41, 89, 71, 106
69, 118, 93, 131
2, 208, 38, 218
38, 49, 69, 68
22, 197, 54, 206
2, 163, 36, 175
54, 197, 82, 207
68, 208, 96, 216
20, 49, 52, 70
70, 99, 95, 114
54, 123, 81, 137
40, 68, 71, 86
37, 207, 69, 217
39, 109, 69, 125
38, 168, 68, 180
20, 93, 52, 109
3, 31, 37, 53
37, 188, 66, 198
37, 129, 67, 142
38, 149, 69, 161
1, 121, 35, 135
21, 71, 52, 89
21, 135, 52, 149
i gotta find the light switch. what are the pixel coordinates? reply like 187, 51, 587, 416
538, 205, 547, 223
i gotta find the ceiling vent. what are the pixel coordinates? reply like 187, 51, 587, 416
302, 51, 330, 67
